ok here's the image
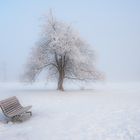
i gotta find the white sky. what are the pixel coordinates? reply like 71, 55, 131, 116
0, 0, 140, 82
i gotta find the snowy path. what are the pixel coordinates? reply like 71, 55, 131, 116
0, 82, 140, 140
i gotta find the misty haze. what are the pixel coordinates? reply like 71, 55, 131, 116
0, 1, 140, 140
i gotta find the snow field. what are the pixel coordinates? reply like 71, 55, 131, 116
0, 82, 140, 140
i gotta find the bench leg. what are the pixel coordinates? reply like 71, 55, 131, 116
11, 115, 22, 122
10, 112, 32, 122
26, 111, 32, 116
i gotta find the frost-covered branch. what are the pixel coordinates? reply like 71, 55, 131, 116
23, 14, 103, 90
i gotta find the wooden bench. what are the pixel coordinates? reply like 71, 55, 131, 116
0, 96, 32, 122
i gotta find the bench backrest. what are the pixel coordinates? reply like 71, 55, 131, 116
0, 96, 22, 117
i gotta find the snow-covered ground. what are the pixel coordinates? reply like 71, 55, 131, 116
0, 82, 140, 140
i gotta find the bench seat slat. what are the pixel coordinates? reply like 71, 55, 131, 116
1, 102, 22, 113
4, 103, 22, 111
8, 106, 32, 117
6, 106, 23, 115
6, 106, 23, 114
2, 101, 18, 106
0, 97, 18, 103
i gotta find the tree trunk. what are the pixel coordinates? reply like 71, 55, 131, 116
55, 54, 65, 91
57, 72, 64, 91
57, 76, 64, 91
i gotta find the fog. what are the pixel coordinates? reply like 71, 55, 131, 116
0, 0, 140, 82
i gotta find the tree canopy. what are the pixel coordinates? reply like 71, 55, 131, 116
23, 14, 102, 90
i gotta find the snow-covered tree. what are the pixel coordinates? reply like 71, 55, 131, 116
23, 14, 102, 91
